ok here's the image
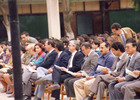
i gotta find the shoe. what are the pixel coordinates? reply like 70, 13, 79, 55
35, 80, 52, 85
34, 97, 41, 100
48, 84, 60, 91
23, 95, 31, 100
83, 94, 94, 100
6, 91, 13, 94
35, 80, 47, 85
7, 95, 14, 98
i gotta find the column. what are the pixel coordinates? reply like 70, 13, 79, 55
46, 0, 61, 39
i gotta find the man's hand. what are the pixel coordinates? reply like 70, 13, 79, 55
102, 67, 109, 74
60, 67, 67, 72
116, 77, 125, 82
32, 66, 36, 70
106, 74, 111, 76
75, 73, 82, 77
133, 70, 140, 76
48, 68, 53, 73
86, 76, 94, 80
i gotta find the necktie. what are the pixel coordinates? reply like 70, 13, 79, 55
124, 57, 131, 76
114, 58, 120, 72
121, 34, 126, 46
56, 55, 59, 61
126, 57, 131, 68
43, 52, 50, 63
67, 55, 72, 69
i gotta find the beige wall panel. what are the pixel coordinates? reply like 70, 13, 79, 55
0, 5, 9, 15
120, 0, 133, 9
32, 4, 47, 13
18, 5, 30, 14
85, 1, 99, 11
71, 2, 83, 11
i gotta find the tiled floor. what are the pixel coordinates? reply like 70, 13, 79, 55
0, 83, 68, 100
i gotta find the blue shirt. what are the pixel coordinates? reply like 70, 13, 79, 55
88, 51, 115, 77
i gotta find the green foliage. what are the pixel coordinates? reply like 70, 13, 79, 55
132, 0, 140, 11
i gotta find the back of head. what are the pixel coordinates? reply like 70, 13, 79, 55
55, 42, 64, 51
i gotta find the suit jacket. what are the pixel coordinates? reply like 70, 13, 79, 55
79, 51, 99, 74
53, 51, 69, 68
68, 51, 84, 72
119, 52, 140, 81
37, 49, 57, 69
116, 27, 137, 45
110, 53, 129, 77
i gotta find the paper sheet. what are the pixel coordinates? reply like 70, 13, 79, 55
126, 68, 139, 78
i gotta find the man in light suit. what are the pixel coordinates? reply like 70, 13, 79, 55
74, 42, 115, 100
108, 38, 140, 100
121, 70, 140, 99
111, 23, 137, 46
86, 42, 128, 100
64, 42, 99, 99
49, 40, 84, 100
23, 39, 57, 100
33, 42, 69, 100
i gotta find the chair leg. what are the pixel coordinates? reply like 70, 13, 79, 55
42, 93, 44, 100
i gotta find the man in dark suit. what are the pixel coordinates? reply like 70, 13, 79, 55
49, 40, 84, 100
64, 42, 99, 100
86, 42, 128, 100
33, 41, 69, 100
23, 39, 57, 100
108, 38, 140, 100
111, 23, 137, 46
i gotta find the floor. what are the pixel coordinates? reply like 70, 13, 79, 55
0, 83, 68, 100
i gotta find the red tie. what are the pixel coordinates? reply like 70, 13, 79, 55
56, 55, 59, 61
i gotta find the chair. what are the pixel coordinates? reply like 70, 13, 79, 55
42, 82, 53, 100
93, 88, 109, 100
60, 83, 71, 100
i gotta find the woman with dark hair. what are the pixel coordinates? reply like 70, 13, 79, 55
31, 43, 46, 66
0, 47, 13, 94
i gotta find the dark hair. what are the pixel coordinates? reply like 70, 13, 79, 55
55, 42, 64, 51
126, 38, 137, 47
104, 41, 110, 48
93, 39, 100, 47
6, 47, 12, 53
0, 41, 7, 45
21, 31, 29, 36
20, 46, 26, 53
81, 42, 92, 49
111, 23, 121, 30
47, 39, 55, 48
61, 37, 69, 47
111, 42, 125, 52
34, 43, 45, 52
80, 34, 89, 42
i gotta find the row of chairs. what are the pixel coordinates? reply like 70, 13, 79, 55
32, 83, 109, 100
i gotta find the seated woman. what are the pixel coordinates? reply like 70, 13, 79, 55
0, 47, 13, 93
23, 43, 46, 70
22, 43, 46, 88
